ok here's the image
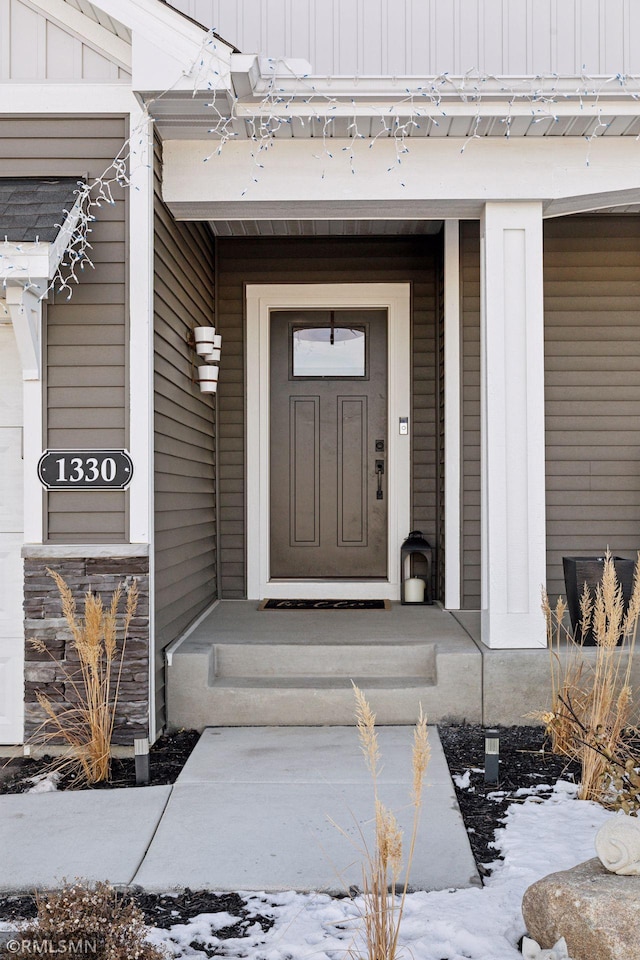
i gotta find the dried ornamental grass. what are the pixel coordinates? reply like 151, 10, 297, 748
349, 684, 430, 960
29, 569, 139, 784
0, 880, 165, 959
539, 550, 640, 803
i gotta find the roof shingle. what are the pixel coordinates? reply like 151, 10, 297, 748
0, 178, 83, 243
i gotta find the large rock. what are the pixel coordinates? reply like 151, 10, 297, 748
522, 858, 640, 960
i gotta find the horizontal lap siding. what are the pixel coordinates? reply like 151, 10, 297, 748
216, 236, 439, 599
0, 117, 129, 542
544, 216, 640, 599
461, 222, 481, 609
153, 138, 216, 730
460, 216, 640, 608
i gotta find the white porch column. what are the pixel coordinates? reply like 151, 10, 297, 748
6, 283, 45, 544
480, 202, 546, 648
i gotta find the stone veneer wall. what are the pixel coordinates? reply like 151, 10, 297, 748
23, 556, 150, 746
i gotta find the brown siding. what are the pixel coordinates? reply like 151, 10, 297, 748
459, 215, 640, 608
460, 222, 481, 608
216, 236, 440, 599
153, 138, 216, 730
544, 215, 640, 598
0, 116, 129, 542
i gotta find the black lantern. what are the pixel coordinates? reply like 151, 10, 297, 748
400, 531, 433, 604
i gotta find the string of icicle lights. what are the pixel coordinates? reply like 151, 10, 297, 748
2, 25, 640, 303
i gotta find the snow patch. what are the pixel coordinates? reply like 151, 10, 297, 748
147, 783, 612, 960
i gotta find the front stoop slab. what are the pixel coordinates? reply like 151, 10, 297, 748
0, 785, 171, 892
133, 726, 479, 893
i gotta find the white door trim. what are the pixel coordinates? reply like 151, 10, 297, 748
246, 283, 411, 601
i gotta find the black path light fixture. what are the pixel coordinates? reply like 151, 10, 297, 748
134, 736, 150, 786
484, 728, 500, 785
400, 530, 433, 604
188, 325, 223, 394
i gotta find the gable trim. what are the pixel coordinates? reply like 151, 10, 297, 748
22, 0, 131, 71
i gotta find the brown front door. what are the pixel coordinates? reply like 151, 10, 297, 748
270, 309, 388, 579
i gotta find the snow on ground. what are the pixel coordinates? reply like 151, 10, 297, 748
25, 771, 60, 794
0, 780, 611, 959
147, 780, 612, 960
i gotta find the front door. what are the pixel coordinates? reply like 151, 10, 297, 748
270, 309, 388, 579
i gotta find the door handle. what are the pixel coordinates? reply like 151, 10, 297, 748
375, 459, 385, 500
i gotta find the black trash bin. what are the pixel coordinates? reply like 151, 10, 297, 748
562, 555, 636, 645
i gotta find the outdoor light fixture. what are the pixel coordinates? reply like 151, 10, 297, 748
484, 728, 500, 784
196, 364, 219, 393
188, 327, 223, 393
193, 326, 217, 355
202, 334, 222, 363
134, 736, 150, 786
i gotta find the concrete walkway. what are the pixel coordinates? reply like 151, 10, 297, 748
0, 727, 479, 894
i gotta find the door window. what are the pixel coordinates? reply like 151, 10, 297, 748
292, 325, 366, 378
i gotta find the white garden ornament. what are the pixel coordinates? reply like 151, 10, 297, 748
595, 814, 640, 876
522, 936, 571, 960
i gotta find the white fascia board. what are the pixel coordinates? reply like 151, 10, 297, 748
233, 98, 640, 121
241, 73, 640, 104
132, 31, 232, 97
0, 248, 50, 284
163, 135, 640, 211
23, 0, 131, 70
88, 0, 233, 95
48, 194, 83, 278
0, 195, 83, 283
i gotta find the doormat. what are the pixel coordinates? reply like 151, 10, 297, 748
259, 599, 391, 610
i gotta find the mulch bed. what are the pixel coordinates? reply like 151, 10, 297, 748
0, 724, 582, 936
438, 723, 581, 876
0, 729, 200, 794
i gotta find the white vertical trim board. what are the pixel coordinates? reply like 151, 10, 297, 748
126, 107, 156, 740
245, 283, 411, 601
480, 202, 547, 649
0, 320, 26, 744
5, 285, 45, 545
443, 219, 461, 610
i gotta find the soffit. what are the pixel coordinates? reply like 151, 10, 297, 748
207, 219, 444, 236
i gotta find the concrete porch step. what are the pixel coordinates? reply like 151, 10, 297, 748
170, 676, 440, 726
167, 601, 483, 727
215, 641, 437, 679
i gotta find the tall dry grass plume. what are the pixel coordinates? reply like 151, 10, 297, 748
30, 568, 139, 784
350, 684, 430, 960
539, 550, 639, 802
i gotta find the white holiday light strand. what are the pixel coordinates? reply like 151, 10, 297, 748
3, 23, 640, 305
200, 62, 640, 192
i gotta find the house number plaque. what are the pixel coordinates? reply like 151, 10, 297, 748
38, 449, 134, 491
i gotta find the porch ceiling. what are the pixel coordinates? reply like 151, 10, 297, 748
207, 219, 444, 236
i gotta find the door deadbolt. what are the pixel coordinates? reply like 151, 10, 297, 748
375, 439, 385, 452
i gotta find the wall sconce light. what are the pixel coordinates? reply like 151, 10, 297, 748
197, 364, 219, 393
202, 334, 222, 364
188, 327, 223, 394
193, 326, 217, 355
